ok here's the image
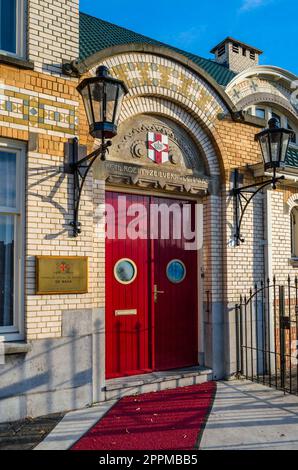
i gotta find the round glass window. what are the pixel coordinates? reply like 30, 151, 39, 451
114, 258, 137, 284
166, 259, 186, 284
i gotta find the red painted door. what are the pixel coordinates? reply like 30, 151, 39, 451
105, 192, 198, 378
105, 192, 151, 378
153, 197, 198, 370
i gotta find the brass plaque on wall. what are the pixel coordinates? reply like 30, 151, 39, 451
36, 256, 88, 294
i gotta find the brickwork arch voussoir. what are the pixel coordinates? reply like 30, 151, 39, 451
120, 95, 222, 178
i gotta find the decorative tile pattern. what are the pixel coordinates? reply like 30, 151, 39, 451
0, 84, 79, 136
98, 53, 227, 123
227, 77, 293, 107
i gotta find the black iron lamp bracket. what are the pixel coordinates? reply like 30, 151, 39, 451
232, 168, 284, 245
65, 137, 111, 237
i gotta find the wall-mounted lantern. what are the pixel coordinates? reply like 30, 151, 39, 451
77, 65, 128, 140
65, 66, 128, 236
232, 118, 294, 245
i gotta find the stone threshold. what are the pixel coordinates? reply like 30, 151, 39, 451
103, 366, 213, 400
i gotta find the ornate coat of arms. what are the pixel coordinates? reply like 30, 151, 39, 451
147, 132, 169, 163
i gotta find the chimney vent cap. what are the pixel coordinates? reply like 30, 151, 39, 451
210, 37, 263, 55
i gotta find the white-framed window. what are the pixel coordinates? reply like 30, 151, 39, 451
244, 105, 298, 146
291, 206, 298, 259
0, 0, 26, 58
256, 107, 266, 119
0, 139, 25, 341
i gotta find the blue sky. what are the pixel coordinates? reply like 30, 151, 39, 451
80, 0, 298, 75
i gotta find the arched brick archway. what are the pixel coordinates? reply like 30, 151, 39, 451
87, 52, 230, 180
117, 95, 221, 178
226, 66, 298, 119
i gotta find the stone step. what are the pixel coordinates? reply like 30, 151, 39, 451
103, 366, 213, 401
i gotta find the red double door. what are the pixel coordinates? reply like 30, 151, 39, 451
105, 191, 198, 379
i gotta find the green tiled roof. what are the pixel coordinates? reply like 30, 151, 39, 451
79, 12, 237, 87
79, 13, 298, 167
285, 146, 298, 167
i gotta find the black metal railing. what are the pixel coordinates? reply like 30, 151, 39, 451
235, 276, 298, 394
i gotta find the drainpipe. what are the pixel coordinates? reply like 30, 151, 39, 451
264, 188, 273, 285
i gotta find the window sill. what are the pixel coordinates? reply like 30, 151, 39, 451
0, 54, 34, 70
4, 341, 32, 355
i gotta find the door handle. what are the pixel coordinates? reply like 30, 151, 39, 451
154, 284, 164, 303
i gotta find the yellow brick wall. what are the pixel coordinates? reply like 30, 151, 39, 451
0, 63, 105, 340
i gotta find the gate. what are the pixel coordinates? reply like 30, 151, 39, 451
235, 277, 298, 394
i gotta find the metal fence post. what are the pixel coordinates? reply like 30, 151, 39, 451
279, 285, 286, 391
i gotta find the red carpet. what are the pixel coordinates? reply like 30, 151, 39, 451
72, 381, 216, 451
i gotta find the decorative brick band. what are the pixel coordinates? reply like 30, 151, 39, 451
79, 43, 236, 114
287, 193, 298, 212
235, 92, 297, 118
0, 83, 79, 137
95, 52, 229, 126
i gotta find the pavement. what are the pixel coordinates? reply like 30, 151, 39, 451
0, 413, 64, 450
200, 380, 298, 450
34, 400, 117, 450
3, 379, 298, 450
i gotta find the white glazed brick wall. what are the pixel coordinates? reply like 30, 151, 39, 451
28, 0, 79, 75
26, 150, 105, 339
203, 194, 223, 303
225, 184, 265, 301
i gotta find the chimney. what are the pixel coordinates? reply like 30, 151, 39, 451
210, 37, 263, 73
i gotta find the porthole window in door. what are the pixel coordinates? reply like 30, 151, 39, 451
166, 259, 186, 284
114, 258, 137, 285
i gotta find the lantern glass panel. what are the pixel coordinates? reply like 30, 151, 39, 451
259, 133, 270, 165
89, 81, 104, 123
113, 87, 125, 126
105, 82, 119, 123
80, 85, 94, 126
280, 131, 291, 164
269, 131, 281, 164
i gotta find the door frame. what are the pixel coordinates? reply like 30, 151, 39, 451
100, 186, 205, 385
